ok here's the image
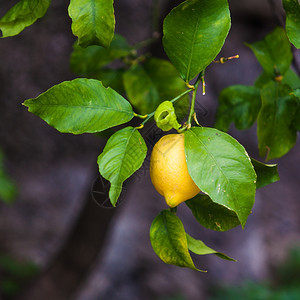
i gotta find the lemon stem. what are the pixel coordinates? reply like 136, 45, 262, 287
187, 76, 201, 127
170, 207, 177, 214
170, 88, 193, 104
139, 88, 194, 127
213, 54, 239, 64
134, 113, 148, 119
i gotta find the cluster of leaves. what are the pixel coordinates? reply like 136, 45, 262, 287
215, 26, 300, 160
69, 35, 190, 118
0, 0, 298, 270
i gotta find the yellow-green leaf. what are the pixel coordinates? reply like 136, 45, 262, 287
186, 234, 236, 261
68, 0, 115, 48
150, 210, 202, 271
0, 0, 51, 37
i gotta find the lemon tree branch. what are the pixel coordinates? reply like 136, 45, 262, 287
187, 75, 202, 127
137, 88, 193, 127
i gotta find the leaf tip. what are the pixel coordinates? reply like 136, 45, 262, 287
22, 100, 31, 109
197, 268, 207, 273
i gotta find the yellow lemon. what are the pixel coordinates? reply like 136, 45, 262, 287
150, 133, 200, 207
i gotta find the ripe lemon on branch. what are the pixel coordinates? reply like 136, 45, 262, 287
150, 134, 200, 207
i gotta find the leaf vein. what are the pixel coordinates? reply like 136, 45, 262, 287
189, 130, 239, 213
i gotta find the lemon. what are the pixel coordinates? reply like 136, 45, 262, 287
150, 133, 200, 207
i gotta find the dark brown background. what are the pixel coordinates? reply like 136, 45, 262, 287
0, 0, 299, 299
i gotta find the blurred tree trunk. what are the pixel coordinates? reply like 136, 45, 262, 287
18, 174, 118, 300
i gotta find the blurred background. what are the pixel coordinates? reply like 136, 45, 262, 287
0, 0, 299, 299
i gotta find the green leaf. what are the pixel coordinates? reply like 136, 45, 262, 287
163, 0, 231, 82
143, 58, 189, 120
150, 210, 201, 271
184, 127, 256, 228
0, 151, 17, 204
23, 78, 134, 134
154, 101, 180, 131
92, 68, 125, 94
283, 0, 300, 49
98, 127, 147, 206
293, 88, 300, 98
123, 64, 160, 114
123, 58, 190, 117
186, 194, 240, 231
255, 69, 300, 90
186, 234, 236, 261
215, 85, 261, 132
257, 81, 298, 160
250, 158, 279, 189
0, 0, 51, 37
281, 69, 300, 89
291, 97, 300, 131
254, 72, 272, 89
68, 0, 115, 48
70, 34, 131, 76
247, 27, 292, 77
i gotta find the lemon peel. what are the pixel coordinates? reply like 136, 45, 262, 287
150, 134, 200, 207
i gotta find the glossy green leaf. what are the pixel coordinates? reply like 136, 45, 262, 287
247, 27, 292, 77
150, 210, 201, 271
186, 194, 240, 231
123, 64, 160, 114
215, 85, 261, 132
68, 0, 115, 48
257, 82, 298, 160
283, 0, 300, 48
154, 101, 180, 131
0, 0, 51, 37
23, 78, 134, 134
184, 127, 256, 228
255, 69, 300, 90
0, 151, 17, 204
70, 34, 131, 76
144, 58, 189, 120
251, 158, 279, 189
98, 127, 147, 206
186, 234, 236, 261
163, 0, 231, 82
